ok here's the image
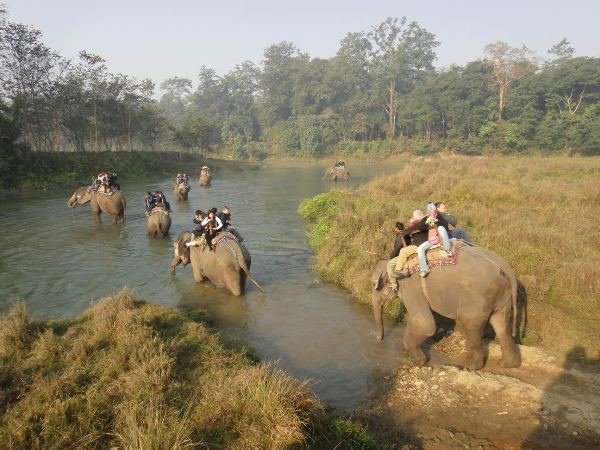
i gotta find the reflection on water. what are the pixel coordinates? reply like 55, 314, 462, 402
0, 160, 442, 410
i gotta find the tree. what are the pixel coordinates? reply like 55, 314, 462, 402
548, 38, 575, 62
483, 41, 537, 120
368, 17, 439, 139
159, 76, 192, 124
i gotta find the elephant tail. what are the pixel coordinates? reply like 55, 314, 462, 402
507, 268, 518, 338
228, 240, 265, 293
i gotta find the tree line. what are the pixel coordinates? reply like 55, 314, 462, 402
1, 7, 599, 159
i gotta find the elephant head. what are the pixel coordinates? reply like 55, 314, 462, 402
67, 187, 92, 208
170, 231, 192, 271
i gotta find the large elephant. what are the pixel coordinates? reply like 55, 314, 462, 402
67, 187, 126, 224
199, 169, 212, 186
174, 182, 190, 201
371, 245, 521, 370
324, 166, 350, 182
147, 206, 171, 237
169, 231, 259, 296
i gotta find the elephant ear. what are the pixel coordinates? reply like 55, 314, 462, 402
371, 268, 385, 291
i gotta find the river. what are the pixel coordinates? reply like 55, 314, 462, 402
0, 160, 439, 411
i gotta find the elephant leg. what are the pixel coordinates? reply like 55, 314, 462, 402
490, 301, 521, 368
191, 262, 204, 283
403, 298, 436, 366
460, 315, 488, 370
93, 212, 101, 224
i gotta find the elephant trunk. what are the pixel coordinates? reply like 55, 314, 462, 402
372, 292, 386, 340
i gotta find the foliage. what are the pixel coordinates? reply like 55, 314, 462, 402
299, 155, 600, 357
1, 10, 599, 160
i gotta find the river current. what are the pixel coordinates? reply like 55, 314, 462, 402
0, 160, 437, 411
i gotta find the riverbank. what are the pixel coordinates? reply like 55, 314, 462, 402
0, 290, 381, 448
298, 154, 600, 357
1, 151, 212, 191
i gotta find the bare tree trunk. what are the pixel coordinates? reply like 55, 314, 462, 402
498, 84, 505, 120
386, 78, 397, 139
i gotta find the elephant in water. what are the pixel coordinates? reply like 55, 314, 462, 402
67, 187, 126, 224
169, 231, 262, 296
199, 168, 212, 186
324, 166, 350, 182
146, 206, 171, 237
371, 245, 521, 370
174, 182, 190, 201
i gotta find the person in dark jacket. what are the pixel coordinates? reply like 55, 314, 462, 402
435, 201, 475, 245
386, 222, 411, 291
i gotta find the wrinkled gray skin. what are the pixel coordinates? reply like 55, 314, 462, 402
325, 166, 350, 181
147, 206, 171, 237
169, 231, 251, 296
67, 187, 126, 224
199, 171, 212, 186
174, 183, 190, 201
371, 246, 521, 370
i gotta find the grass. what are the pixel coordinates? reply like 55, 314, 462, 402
0, 289, 383, 449
298, 154, 600, 357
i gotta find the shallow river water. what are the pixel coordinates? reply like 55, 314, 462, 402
0, 160, 443, 411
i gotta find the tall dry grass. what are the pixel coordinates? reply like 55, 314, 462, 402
0, 290, 339, 449
299, 154, 600, 357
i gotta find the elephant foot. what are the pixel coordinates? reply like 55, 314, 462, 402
464, 352, 485, 370
499, 354, 521, 369
408, 349, 428, 366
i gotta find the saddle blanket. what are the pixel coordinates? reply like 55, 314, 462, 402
404, 239, 467, 275
149, 207, 169, 216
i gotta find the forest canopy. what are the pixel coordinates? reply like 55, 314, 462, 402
1, 7, 599, 158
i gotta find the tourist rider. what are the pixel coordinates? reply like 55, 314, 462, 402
386, 222, 410, 291
414, 203, 453, 277
144, 191, 156, 215
188, 210, 207, 246
435, 201, 475, 245
202, 207, 223, 250
154, 191, 171, 211
218, 206, 245, 242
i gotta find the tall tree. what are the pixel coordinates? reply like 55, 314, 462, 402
368, 17, 439, 139
483, 41, 537, 120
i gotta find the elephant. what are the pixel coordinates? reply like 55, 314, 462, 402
370, 245, 521, 370
169, 231, 262, 296
199, 169, 212, 186
146, 206, 171, 237
174, 182, 190, 201
324, 166, 350, 182
67, 187, 126, 224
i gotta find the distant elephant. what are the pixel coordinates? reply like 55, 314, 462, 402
147, 206, 171, 237
174, 182, 190, 201
371, 245, 521, 370
324, 166, 350, 182
67, 187, 126, 224
199, 169, 212, 186
169, 231, 262, 296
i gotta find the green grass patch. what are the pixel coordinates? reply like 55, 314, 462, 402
299, 155, 600, 358
0, 289, 384, 448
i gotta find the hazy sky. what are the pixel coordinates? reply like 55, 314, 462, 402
5, 0, 599, 93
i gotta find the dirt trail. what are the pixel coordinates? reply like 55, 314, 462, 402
360, 334, 600, 449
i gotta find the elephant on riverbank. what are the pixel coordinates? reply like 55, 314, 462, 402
169, 231, 258, 296
371, 245, 521, 370
174, 182, 190, 201
199, 168, 212, 186
147, 206, 171, 237
324, 166, 350, 182
67, 187, 126, 224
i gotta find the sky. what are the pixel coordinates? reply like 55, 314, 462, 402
5, 0, 600, 95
